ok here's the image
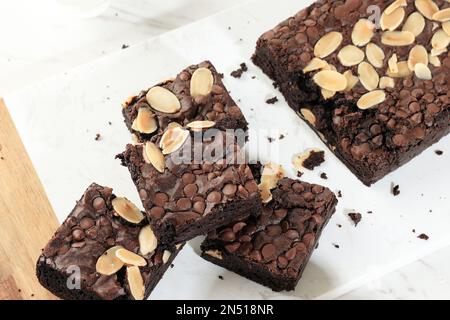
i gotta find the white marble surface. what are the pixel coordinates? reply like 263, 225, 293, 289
2, 0, 450, 300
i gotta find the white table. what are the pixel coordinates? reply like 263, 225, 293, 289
1, 0, 449, 300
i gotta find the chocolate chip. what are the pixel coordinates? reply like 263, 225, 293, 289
220, 229, 236, 242
225, 242, 240, 253
79, 217, 95, 230
232, 222, 247, 233
207, 191, 222, 204
183, 184, 198, 198
92, 197, 105, 211
176, 198, 192, 210
222, 184, 237, 196
149, 206, 165, 219
348, 212, 362, 227
182, 173, 196, 184
261, 243, 277, 261
154, 192, 169, 206
72, 229, 85, 241
193, 200, 206, 214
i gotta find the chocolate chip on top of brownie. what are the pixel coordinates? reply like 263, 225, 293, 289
201, 176, 338, 292
122, 61, 248, 142
253, 0, 450, 185
36, 183, 182, 300
117, 128, 261, 246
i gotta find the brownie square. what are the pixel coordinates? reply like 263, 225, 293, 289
117, 129, 261, 246
201, 176, 337, 292
122, 61, 248, 143
36, 183, 182, 300
253, 0, 450, 185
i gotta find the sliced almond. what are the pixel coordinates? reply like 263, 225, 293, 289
143, 142, 165, 173
167, 122, 182, 130
366, 43, 386, 68
139, 225, 158, 256
414, 63, 432, 80
159, 127, 189, 155
434, 9, 450, 22
303, 57, 327, 73
292, 148, 323, 172
127, 266, 145, 300
402, 12, 426, 37
116, 248, 147, 267
96, 246, 124, 276
432, 22, 440, 31
408, 45, 429, 71
430, 47, 448, 56
131, 107, 157, 134
381, 31, 415, 46
381, 7, 405, 31
388, 54, 399, 73
321, 62, 337, 71
314, 31, 343, 58
190, 67, 214, 99
429, 54, 441, 67
379, 76, 395, 89
337, 45, 365, 66
343, 70, 359, 91
162, 250, 171, 264
112, 197, 144, 224
204, 249, 223, 260
415, 0, 439, 20
387, 61, 413, 77
358, 62, 379, 91
259, 162, 285, 203
357, 90, 386, 110
385, 0, 407, 15
443, 21, 450, 36
313, 70, 347, 92
300, 108, 317, 126
186, 120, 216, 130
146, 86, 181, 114
352, 19, 375, 46
321, 89, 336, 100
431, 29, 450, 50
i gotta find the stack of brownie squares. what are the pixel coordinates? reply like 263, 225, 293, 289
36, 61, 338, 299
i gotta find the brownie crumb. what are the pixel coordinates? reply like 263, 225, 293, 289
412, 229, 416, 233
348, 212, 362, 226
230, 63, 248, 78
279, 134, 285, 140
266, 96, 278, 104
31, 294, 34, 297
418, 233, 429, 240
367, 210, 373, 214
267, 137, 275, 143
218, 275, 224, 280
227, 26, 231, 30
435, 150, 443, 155
337, 190, 342, 198
95, 134, 102, 141
121, 44, 129, 49
251, 76, 256, 79
170, 264, 174, 268
337, 224, 342, 228
320, 172, 328, 180
303, 150, 325, 170
108, 121, 112, 125
333, 243, 340, 249
297, 171, 304, 178
218, 73, 224, 79
392, 184, 400, 196
1, 157, 4, 160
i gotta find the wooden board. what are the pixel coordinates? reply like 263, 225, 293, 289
0, 99, 58, 300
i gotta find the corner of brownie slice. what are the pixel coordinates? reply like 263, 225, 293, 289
252, 0, 450, 186
201, 177, 337, 292
117, 129, 262, 246
36, 183, 183, 300
121, 60, 249, 143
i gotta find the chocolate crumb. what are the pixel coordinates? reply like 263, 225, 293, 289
337, 190, 342, 198
337, 224, 342, 228
18, 289, 21, 292
412, 229, 416, 233
333, 243, 340, 249
170, 264, 174, 268
31, 294, 34, 297
367, 210, 373, 214
266, 96, 278, 104
297, 171, 304, 178
251, 76, 256, 79
435, 150, 443, 155
418, 233, 429, 240
392, 184, 400, 196
279, 134, 285, 140
218, 275, 224, 280
267, 137, 275, 143
303, 150, 325, 170
230, 63, 248, 78
1, 157, 4, 160
348, 213, 362, 226
108, 121, 112, 125
121, 44, 129, 49
320, 172, 328, 180
227, 26, 231, 30
95, 134, 101, 141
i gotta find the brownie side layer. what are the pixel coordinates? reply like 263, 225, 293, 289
253, 0, 450, 186
122, 61, 248, 143
117, 131, 262, 246
36, 183, 182, 300
201, 178, 337, 292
